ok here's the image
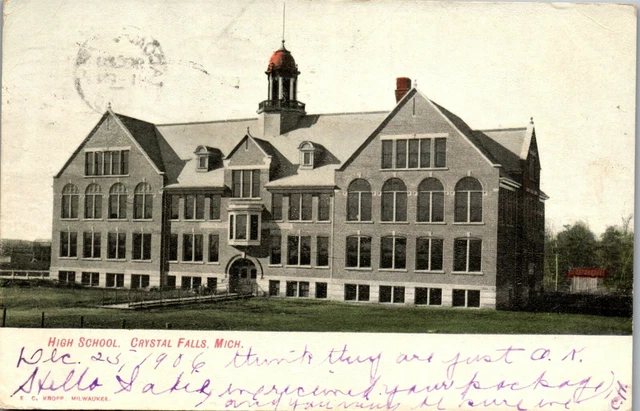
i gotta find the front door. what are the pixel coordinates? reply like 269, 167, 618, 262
228, 259, 257, 294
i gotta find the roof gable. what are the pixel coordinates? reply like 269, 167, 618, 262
55, 110, 165, 178
225, 134, 271, 167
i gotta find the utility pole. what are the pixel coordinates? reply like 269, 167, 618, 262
555, 252, 559, 292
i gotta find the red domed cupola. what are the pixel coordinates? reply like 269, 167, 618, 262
267, 43, 299, 77
258, 40, 306, 136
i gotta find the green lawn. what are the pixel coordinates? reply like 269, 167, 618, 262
0, 285, 632, 334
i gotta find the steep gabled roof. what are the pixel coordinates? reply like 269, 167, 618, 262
55, 110, 166, 178
113, 113, 165, 173
156, 111, 387, 188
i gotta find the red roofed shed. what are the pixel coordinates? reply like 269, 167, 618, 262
566, 268, 607, 293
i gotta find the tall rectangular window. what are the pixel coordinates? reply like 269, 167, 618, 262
420, 138, 432, 168
82, 232, 101, 259
270, 234, 281, 265
209, 195, 221, 220
184, 194, 205, 220
301, 194, 312, 221
289, 193, 300, 220
107, 232, 126, 260
435, 138, 447, 168
408, 139, 420, 168
380, 237, 406, 270
416, 238, 444, 271
60, 231, 77, 258
170, 195, 180, 220
208, 234, 219, 262
169, 233, 178, 261
453, 238, 482, 272
395, 140, 407, 168
288, 193, 313, 221
132, 233, 152, 261
346, 236, 371, 268
318, 194, 330, 221
182, 234, 204, 262
287, 235, 311, 266
272, 193, 283, 220
381, 140, 393, 169
317, 236, 329, 267
232, 170, 260, 198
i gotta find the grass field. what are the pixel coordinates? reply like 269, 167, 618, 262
0, 285, 632, 334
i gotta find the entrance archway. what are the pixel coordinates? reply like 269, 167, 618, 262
228, 258, 258, 294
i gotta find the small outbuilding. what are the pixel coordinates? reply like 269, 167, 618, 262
566, 268, 607, 293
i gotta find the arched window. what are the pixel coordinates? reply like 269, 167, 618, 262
133, 183, 153, 220
417, 178, 444, 222
108, 183, 128, 219
345, 235, 371, 268
454, 177, 483, 223
381, 178, 407, 222
61, 184, 79, 219
380, 235, 406, 270
84, 184, 102, 219
347, 179, 372, 221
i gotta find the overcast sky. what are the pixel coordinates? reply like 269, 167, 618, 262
1, 0, 635, 240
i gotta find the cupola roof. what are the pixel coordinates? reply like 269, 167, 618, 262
266, 41, 298, 76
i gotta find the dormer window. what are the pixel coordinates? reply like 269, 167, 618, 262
194, 145, 220, 172
298, 141, 321, 170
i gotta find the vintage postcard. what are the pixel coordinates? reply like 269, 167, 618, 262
0, 0, 634, 410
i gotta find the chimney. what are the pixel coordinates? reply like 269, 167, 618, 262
395, 77, 412, 103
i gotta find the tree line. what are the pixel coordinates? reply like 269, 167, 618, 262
544, 216, 633, 293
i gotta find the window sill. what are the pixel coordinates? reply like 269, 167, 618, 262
181, 261, 205, 265
452, 222, 485, 225
314, 266, 330, 269
107, 218, 129, 222
379, 221, 410, 224
183, 219, 206, 222
345, 267, 373, 271
83, 218, 103, 221
168, 260, 179, 263
106, 259, 127, 262
81, 258, 102, 261
60, 218, 79, 221
379, 269, 408, 273
345, 220, 374, 224
59, 257, 78, 260
268, 264, 283, 267
415, 221, 446, 225
132, 259, 153, 263
132, 219, 154, 222
206, 262, 220, 265
285, 265, 313, 269
415, 270, 445, 274
314, 220, 331, 224
287, 220, 314, 223
452, 271, 484, 276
